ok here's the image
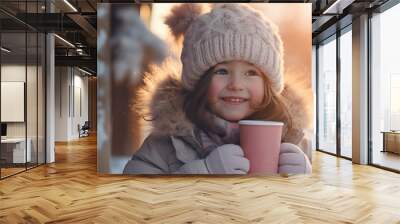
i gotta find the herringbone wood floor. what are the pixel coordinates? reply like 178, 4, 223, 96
1, 135, 400, 224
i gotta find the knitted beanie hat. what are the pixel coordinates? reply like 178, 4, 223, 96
165, 3, 284, 93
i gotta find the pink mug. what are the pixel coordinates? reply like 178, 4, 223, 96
239, 120, 283, 174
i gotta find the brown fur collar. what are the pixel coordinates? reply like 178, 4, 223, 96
134, 60, 194, 138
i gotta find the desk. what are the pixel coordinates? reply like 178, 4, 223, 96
1, 138, 31, 163
381, 131, 400, 154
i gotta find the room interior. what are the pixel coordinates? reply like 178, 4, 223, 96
0, 0, 400, 222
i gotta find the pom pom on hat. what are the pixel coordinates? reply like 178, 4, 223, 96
164, 4, 204, 39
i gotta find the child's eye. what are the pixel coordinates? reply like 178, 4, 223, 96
213, 68, 228, 75
245, 70, 259, 77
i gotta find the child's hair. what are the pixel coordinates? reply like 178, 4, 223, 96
183, 67, 215, 132
183, 65, 293, 138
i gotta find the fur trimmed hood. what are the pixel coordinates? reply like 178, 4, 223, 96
133, 59, 312, 146
134, 59, 194, 138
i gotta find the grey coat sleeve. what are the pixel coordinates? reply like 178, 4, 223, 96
123, 134, 211, 174
123, 157, 164, 174
173, 160, 209, 174
123, 134, 173, 174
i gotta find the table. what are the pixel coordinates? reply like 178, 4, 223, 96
1, 138, 31, 164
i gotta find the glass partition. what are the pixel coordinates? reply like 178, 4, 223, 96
1, 30, 28, 177
38, 32, 45, 165
27, 30, 38, 169
0, 1, 46, 179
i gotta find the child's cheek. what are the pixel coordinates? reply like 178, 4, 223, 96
208, 76, 226, 101
249, 83, 265, 106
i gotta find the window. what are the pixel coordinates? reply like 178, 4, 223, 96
317, 36, 337, 154
339, 28, 352, 158
371, 2, 400, 171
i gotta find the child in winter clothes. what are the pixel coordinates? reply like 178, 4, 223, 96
123, 3, 312, 174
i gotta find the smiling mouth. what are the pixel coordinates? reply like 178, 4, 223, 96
221, 97, 248, 104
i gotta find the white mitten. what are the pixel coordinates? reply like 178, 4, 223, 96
278, 143, 312, 174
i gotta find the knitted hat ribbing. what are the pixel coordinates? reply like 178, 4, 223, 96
166, 3, 284, 93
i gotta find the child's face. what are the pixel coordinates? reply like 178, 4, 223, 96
207, 60, 265, 122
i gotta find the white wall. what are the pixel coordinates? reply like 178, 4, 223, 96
1, 65, 27, 144
72, 73, 89, 138
55, 67, 69, 141
1, 65, 41, 138
55, 67, 89, 141
1, 65, 26, 134
1, 64, 46, 164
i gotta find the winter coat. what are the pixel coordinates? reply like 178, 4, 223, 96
123, 61, 313, 174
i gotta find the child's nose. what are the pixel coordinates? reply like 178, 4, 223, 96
227, 75, 244, 91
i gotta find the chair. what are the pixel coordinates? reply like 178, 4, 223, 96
79, 121, 90, 138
